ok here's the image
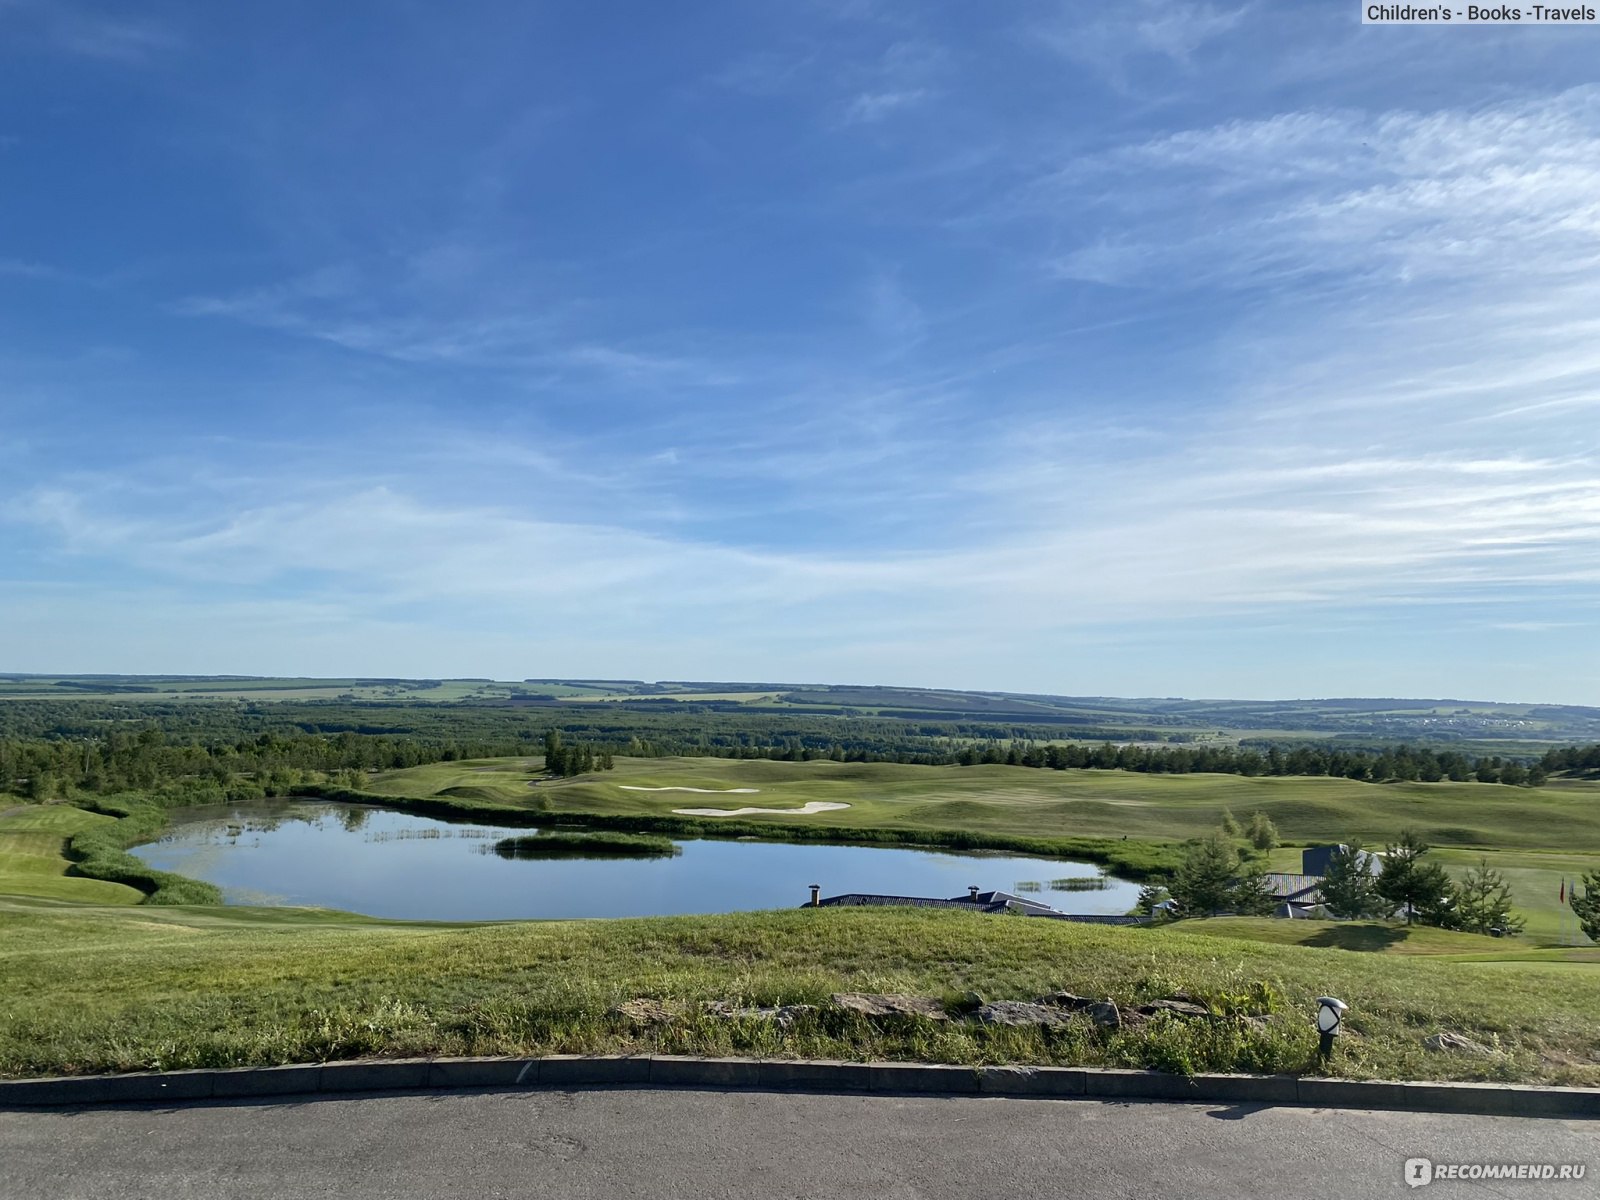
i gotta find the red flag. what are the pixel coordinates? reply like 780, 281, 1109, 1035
1560, 878, 1566, 903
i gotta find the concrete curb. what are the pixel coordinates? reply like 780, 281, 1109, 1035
1, 1057, 1596, 1117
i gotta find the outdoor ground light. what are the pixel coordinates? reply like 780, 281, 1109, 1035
1315, 996, 1348, 1064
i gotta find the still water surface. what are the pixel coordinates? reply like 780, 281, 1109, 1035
131, 800, 1141, 921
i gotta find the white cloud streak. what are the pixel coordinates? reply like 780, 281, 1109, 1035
1048, 87, 1600, 290
1, 2, 180, 64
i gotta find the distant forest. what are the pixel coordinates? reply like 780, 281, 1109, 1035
0, 698, 1590, 802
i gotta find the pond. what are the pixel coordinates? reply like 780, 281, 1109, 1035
130, 800, 1143, 921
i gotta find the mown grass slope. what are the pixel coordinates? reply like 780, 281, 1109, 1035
1, 896, 1596, 1086
0, 805, 143, 905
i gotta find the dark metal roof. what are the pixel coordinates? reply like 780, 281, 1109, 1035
1263, 873, 1322, 902
813, 893, 983, 910
808, 892, 1149, 924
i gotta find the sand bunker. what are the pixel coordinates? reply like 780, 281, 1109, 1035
619, 786, 761, 794
670, 801, 853, 817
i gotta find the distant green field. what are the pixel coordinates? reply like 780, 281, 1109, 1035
5, 675, 1598, 748
0, 676, 516, 703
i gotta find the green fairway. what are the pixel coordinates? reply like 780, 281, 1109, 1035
1430, 848, 1597, 944
372, 755, 1600, 855
0, 805, 143, 905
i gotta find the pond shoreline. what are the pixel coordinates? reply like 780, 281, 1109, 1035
302, 783, 1179, 878
128, 796, 1144, 922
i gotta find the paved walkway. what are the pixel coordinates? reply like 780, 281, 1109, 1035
2, 1088, 1593, 1198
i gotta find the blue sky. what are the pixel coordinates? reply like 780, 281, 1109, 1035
2, 1, 1598, 702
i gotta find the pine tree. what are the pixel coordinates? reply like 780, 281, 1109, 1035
1454, 859, 1524, 935
1230, 858, 1280, 916
1319, 842, 1387, 919
1169, 835, 1241, 915
1168, 833, 1275, 916
1569, 871, 1600, 943
1377, 830, 1457, 926
1219, 808, 1240, 837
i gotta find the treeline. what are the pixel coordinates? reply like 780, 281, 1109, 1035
0, 698, 1170, 756
1539, 744, 1600, 773
0, 726, 548, 803
2, 698, 1593, 802
955, 739, 1549, 786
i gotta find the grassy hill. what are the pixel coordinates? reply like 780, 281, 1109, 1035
1, 894, 1596, 1086
0, 774, 1595, 1085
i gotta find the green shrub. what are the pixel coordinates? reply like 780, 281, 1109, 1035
494, 832, 680, 859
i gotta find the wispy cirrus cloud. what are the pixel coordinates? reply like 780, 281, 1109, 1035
714, 32, 943, 127
1030, 0, 1251, 92
6, 2, 1600, 699
0, 258, 75, 282
0, 1, 181, 64
843, 87, 929, 124
174, 264, 737, 385
1045, 87, 1600, 290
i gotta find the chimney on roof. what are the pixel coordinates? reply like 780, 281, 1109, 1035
968, 885, 980, 902
809, 884, 821, 907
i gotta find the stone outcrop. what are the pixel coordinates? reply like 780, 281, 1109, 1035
1035, 992, 1122, 1029
1135, 999, 1210, 1019
609, 999, 677, 1025
702, 1001, 816, 1027
975, 1001, 1076, 1029
611, 989, 1251, 1038
830, 993, 950, 1021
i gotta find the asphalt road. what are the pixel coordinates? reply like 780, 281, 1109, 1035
2, 1088, 1593, 1199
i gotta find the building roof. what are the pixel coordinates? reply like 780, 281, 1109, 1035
1262, 873, 1323, 902
812, 893, 982, 911
809, 890, 1148, 924
963, 889, 1063, 915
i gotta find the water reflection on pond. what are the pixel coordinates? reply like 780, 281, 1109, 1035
131, 800, 1142, 921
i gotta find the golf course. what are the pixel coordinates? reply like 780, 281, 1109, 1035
2, 744, 1597, 1087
